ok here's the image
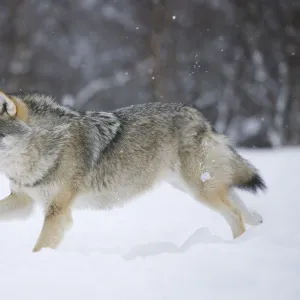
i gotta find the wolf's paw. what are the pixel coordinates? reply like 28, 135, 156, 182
244, 209, 263, 226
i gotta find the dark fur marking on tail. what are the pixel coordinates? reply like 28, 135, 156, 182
235, 173, 267, 194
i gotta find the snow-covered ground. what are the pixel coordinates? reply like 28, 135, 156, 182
0, 148, 299, 300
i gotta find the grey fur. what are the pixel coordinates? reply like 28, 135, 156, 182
0, 92, 266, 252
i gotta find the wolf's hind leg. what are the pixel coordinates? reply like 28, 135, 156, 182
0, 192, 33, 221
181, 151, 245, 238
191, 186, 246, 238
179, 160, 245, 238
33, 187, 76, 252
229, 190, 263, 225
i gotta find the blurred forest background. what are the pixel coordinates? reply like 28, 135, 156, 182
0, 0, 299, 148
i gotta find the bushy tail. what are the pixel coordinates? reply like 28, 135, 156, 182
230, 146, 267, 194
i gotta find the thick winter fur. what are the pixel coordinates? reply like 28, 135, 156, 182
0, 92, 266, 252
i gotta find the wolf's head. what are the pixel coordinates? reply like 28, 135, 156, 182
0, 91, 72, 184
0, 91, 32, 178
0, 91, 30, 139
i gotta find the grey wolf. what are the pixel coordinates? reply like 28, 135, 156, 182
0, 91, 266, 252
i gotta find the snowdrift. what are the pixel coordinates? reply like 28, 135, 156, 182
0, 148, 299, 300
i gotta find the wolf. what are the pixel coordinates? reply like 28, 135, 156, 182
0, 91, 266, 252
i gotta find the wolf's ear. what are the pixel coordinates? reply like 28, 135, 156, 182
0, 91, 28, 122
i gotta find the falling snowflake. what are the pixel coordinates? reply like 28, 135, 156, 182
200, 172, 211, 182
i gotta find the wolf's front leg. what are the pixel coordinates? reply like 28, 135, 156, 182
33, 188, 76, 252
0, 192, 33, 221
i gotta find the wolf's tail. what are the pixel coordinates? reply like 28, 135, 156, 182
229, 146, 267, 193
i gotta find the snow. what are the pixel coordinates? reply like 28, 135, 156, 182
0, 148, 299, 299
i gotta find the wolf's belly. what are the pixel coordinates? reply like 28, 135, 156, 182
73, 189, 138, 210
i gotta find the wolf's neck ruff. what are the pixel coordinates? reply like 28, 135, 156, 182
7, 156, 61, 188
